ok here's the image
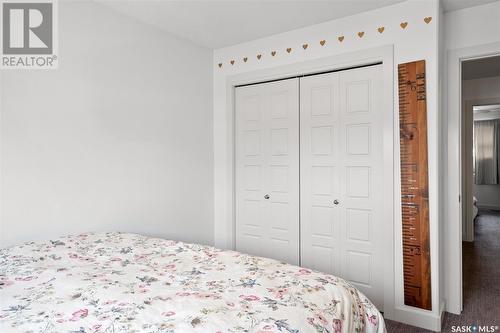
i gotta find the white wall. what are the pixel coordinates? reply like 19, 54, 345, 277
443, 0, 500, 315
444, 1, 500, 50
213, 0, 441, 330
0, 2, 214, 247
463, 76, 500, 210
463, 76, 500, 100
474, 185, 500, 210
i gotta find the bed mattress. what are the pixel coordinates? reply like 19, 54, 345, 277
0, 232, 385, 333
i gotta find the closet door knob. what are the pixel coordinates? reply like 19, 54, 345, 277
333, 199, 340, 205
264, 194, 270, 200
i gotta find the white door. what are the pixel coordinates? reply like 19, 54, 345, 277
300, 65, 385, 308
235, 78, 300, 265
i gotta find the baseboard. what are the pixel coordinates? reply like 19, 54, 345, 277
439, 301, 446, 328
387, 302, 445, 332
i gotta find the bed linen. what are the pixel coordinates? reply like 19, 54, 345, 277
473, 196, 479, 222
0, 232, 385, 333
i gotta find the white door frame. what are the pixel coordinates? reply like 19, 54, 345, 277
445, 42, 500, 315
223, 45, 395, 318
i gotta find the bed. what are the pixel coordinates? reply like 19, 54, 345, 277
0, 232, 385, 333
473, 196, 479, 222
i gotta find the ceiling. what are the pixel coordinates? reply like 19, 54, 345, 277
97, 0, 500, 49
463, 55, 500, 80
97, 0, 405, 48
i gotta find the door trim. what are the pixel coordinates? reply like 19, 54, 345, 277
222, 45, 395, 318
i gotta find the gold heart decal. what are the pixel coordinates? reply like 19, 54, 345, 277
424, 16, 432, 24
302, 44, 308, 50
218, 63, 222, 68
271, 51, 276, 56
338, 36, 344, 42
243, 57, 248, 62
358, 31, 365, 38
286, 48, 292, 53
400, 22, 408, 29
320, 40, 326, 46
257, 54, 262, 60
378, 27, 385, 33
230, 60, 235, 65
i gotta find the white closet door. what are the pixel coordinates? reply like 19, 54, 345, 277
235, 78, 300, 265
300, 65, 385, 308
338, 65, 384, 308
299, 72, 341, 275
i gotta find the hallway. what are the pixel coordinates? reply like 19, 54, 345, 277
386, 209, 500, 332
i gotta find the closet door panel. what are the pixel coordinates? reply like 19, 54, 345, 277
235, 79, 300, 265
300, 73, 341, 275
266, 79, 300, 265
339, 65, 384, 308
235, 86, 267, 257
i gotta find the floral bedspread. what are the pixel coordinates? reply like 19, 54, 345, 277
0, 232, 385, 333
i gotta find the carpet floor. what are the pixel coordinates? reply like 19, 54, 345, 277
385, 209, 500, 332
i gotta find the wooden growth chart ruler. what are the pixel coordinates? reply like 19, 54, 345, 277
398, 60, 432, 310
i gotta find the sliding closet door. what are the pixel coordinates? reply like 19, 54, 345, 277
235, 78, 300, 265
300, 65, 385, 308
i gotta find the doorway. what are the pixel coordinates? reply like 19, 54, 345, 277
460, 55, 500, 320
446, 43, 500, 315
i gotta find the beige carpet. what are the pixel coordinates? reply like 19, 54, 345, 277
385, 209, 500, 332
